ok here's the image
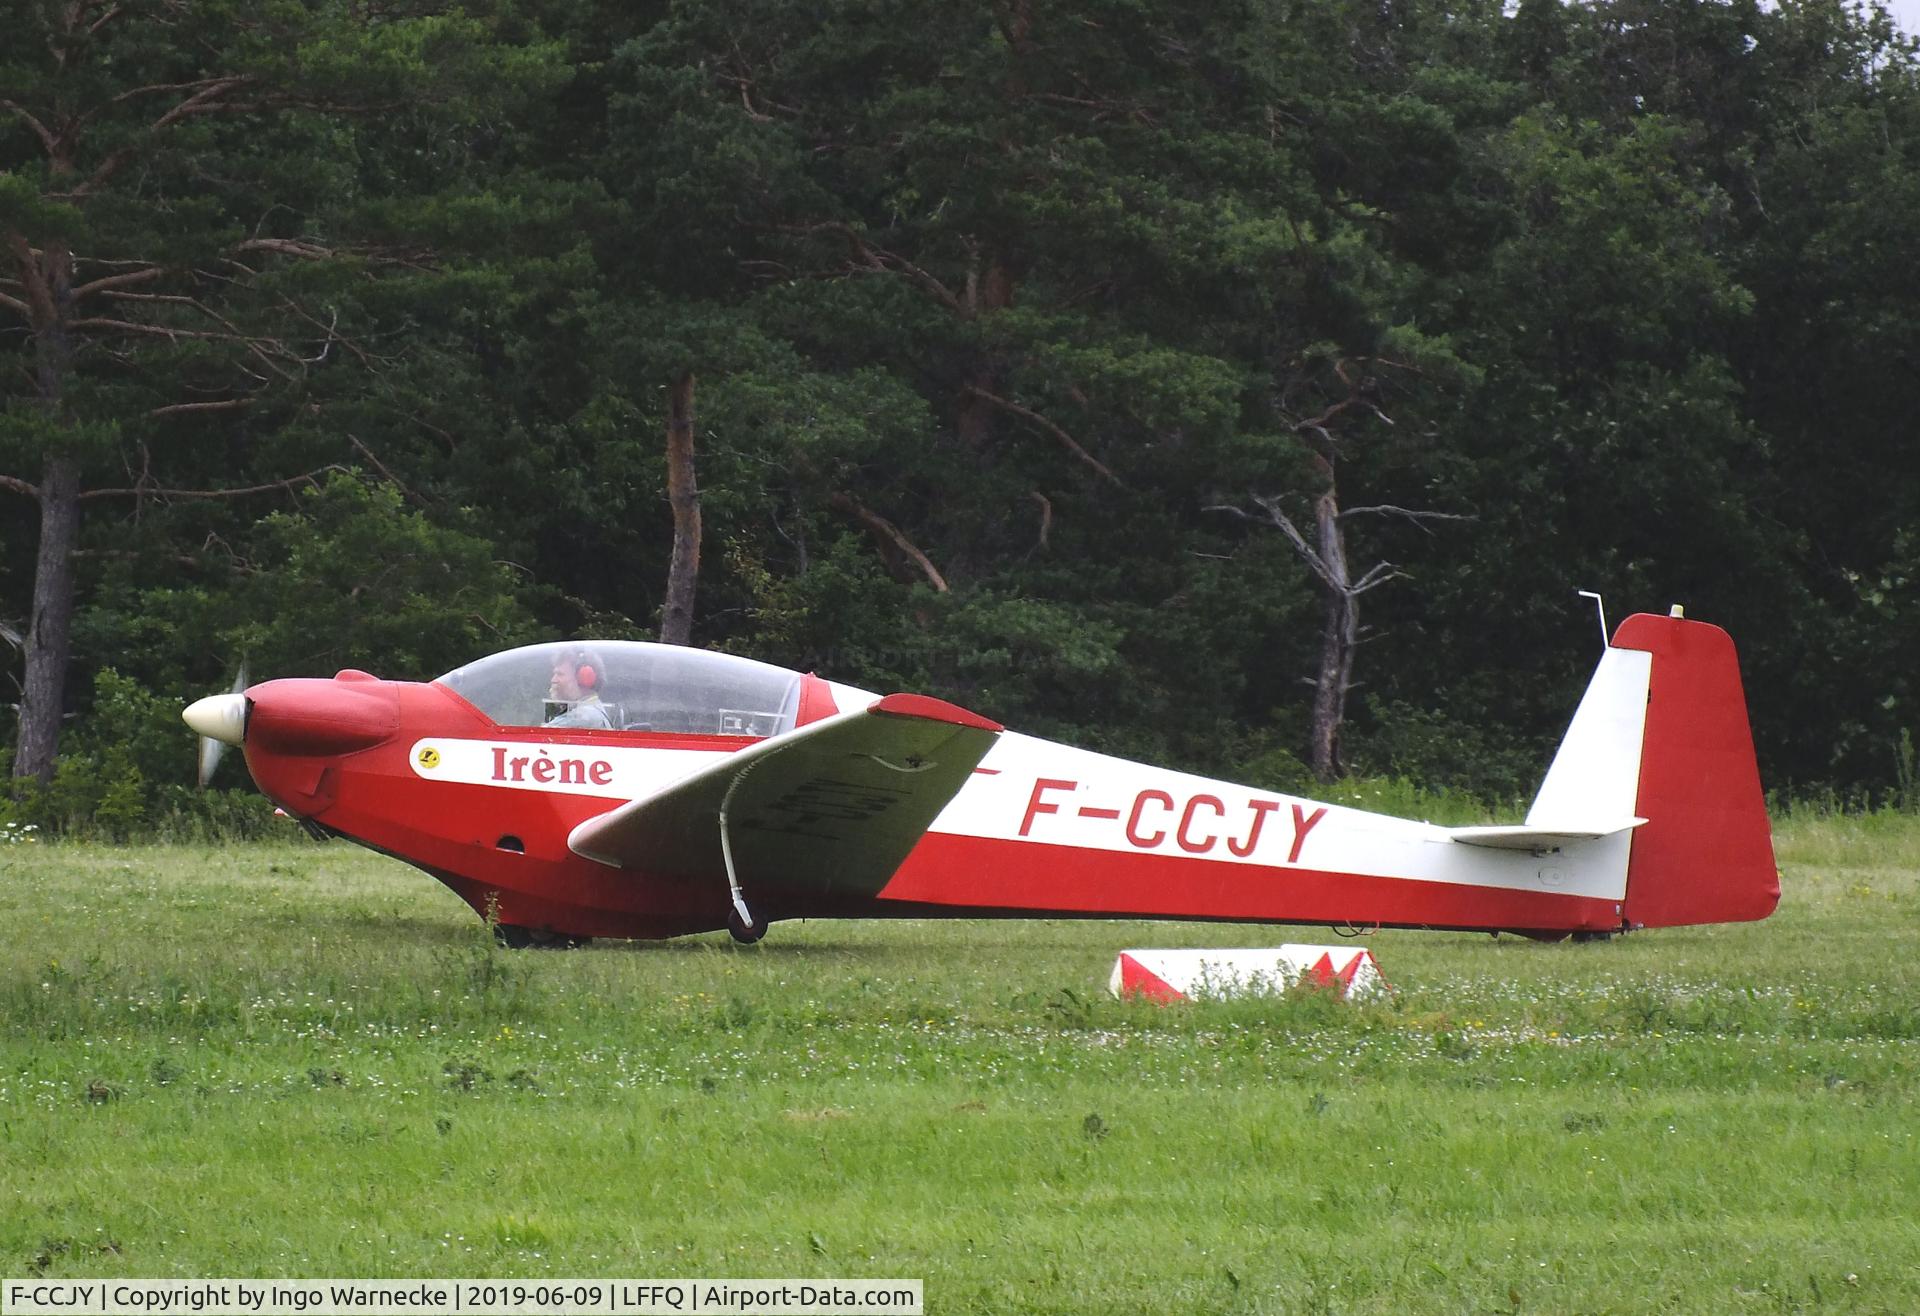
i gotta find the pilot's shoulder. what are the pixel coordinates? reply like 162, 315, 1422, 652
548, 702, 614, 730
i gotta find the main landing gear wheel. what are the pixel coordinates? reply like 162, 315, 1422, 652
494, 924, 591, 950
726, 909, 766, 945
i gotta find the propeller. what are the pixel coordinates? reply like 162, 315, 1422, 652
184, 664, 248, 787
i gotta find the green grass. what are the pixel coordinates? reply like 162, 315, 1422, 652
2, 816, 1918, 1313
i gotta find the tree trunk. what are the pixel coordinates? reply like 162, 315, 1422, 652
1307, 489, 1357, 783
12, 454, 80, 783
954, 258, 1016, 452
660, 371, 701, 646
11, 237, 78, 784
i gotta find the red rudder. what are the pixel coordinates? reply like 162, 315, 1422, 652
1615, 613, 1779, 928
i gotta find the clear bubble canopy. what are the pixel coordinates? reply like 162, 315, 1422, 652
435, 641, 803, 736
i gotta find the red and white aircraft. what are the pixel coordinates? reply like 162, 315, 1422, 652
183, 608, 1778, 947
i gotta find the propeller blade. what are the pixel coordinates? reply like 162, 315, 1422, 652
197, 734, 225, 789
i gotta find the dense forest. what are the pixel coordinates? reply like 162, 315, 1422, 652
4, 0, 1918, 834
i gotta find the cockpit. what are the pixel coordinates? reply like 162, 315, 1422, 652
435, 641, 804, 737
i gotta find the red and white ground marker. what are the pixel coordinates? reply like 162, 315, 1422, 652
1109, 945, 1389, 1003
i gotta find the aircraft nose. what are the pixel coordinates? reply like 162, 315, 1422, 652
245, 677, 400, 755
183, 692, 248, 746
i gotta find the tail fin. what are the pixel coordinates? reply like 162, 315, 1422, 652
1528, 610, 1778, 929
1611, 612, 1778, 927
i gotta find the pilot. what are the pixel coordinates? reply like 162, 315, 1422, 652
544, 646, 614, 729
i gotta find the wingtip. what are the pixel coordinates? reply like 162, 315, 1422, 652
868, 693, 1003, 733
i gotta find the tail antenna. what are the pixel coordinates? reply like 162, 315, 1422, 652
1576, 590, 1610, 650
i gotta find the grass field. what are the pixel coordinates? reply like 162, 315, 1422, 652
2, 814, 1918, 1313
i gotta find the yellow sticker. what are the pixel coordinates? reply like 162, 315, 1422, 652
417, 746, 441, 770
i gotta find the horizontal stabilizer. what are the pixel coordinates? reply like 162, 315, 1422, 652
1447, 818, 1646, 852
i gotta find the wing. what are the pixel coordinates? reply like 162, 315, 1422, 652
567, 693, 1002, 901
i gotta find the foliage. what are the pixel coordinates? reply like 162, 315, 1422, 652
222, 476, 548, 681
6, 477, 546, 834
7, 0, 1920, 825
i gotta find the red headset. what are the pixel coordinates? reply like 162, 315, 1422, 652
560, 647, 599, 691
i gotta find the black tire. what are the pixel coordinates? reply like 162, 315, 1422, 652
1570, 930, 1613, 944
494, 923, 590, 950
726, 909, 766, 944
